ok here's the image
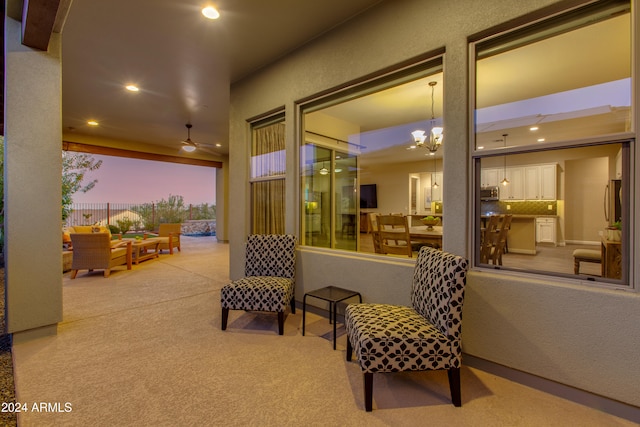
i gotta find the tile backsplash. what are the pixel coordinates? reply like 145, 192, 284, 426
481, 200, 557, 216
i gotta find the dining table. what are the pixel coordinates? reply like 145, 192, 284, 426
409, 225, 443, 249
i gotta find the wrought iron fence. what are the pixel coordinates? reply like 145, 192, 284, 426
65, 202, 216, 233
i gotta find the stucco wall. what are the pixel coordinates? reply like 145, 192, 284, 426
4, 18, 63, 337
229, 0, 639, 407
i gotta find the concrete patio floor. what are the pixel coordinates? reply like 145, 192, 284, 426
10, 236, 638, 426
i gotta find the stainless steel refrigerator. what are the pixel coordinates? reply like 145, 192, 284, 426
604, 179, 622, 226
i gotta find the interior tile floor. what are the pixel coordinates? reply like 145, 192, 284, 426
12, 236, 637, 426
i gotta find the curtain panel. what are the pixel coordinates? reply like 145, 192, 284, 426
251, 122, 286, 234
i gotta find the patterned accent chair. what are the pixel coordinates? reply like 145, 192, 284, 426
345, 246, 468, 411
220, 234, 297, 335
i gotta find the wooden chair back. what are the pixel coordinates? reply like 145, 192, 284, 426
368, 213, 382, 253
377, 214, 413, 257
491, 214, 512, 265
480, 215, 499, 264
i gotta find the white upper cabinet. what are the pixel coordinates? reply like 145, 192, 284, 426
524, 166, 540, 200
539, 164, 557, 200
482, 163, 557, 201
481, 168, 500, 187
501, 167, 524, 200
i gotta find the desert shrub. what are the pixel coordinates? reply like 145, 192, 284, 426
116, 217, 134, 234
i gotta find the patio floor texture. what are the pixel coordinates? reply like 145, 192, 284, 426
11, 236, 637, 426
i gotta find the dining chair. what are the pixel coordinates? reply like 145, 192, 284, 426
368, 213, 382, 254
480, 215, 500, 264
491, 214, 512, 265
220, 234, 297, 335
377, 214, 413, 257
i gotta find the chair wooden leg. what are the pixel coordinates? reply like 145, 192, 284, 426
364, 372, 373, 412
448, 367, 462, 407
221, 308, 229, 330
346, 335, 353, 361
290, 296, 296, 314
71, 270, 78, 279
104, 269, 111, 278
277, 311, 284, 335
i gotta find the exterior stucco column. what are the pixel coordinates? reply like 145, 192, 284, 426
4, 17, 63, 341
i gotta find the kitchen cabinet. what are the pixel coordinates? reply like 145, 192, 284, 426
524, 166, 540, 200
481, 168, 500, 187
539, 164, 557, 200
536, 217, 557, 245
481, 163, 556, 201
524, 164, 557, 200
500, 167, 524, 200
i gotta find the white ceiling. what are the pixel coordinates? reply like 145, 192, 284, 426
61, 0, 383, 157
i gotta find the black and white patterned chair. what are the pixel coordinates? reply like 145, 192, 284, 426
345, 246, 468, 411
221, 234, 297, 335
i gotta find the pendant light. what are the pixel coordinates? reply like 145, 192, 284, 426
319, 161, 329, 175
501, 133, 509, 186
432, 157, 439, 189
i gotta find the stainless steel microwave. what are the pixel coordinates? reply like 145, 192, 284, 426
480, 186, 499, 201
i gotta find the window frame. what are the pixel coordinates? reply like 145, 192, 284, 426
468, 0, 635, 289
296, 54, 445, 255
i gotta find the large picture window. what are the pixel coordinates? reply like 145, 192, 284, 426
472, 0, 632, 286
299, 57, 444, 255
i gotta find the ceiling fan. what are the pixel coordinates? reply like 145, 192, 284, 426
181, 123, 198, 152
181, 123, 218, 153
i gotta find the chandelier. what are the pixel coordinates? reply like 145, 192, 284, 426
410, 81, 444, 155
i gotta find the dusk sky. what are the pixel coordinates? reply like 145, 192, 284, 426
71, 154, 216, 205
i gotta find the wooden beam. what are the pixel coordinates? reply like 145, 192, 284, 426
62, 141, 223, 169
22, 0, 61, 51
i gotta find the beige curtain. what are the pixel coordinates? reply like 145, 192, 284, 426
251, 123, 285, 178
251, 122, 285, 234
251, 179, 285, 234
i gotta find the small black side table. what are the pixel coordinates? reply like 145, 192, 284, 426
303, 286, 362, 349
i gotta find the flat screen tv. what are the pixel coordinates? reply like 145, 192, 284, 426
360, 184, 378, 209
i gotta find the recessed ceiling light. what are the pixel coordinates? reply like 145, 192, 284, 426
537, 138, 545, 142
125, 84, 139, 92
529, 126, 539, 131
477, 146, 484, 150
202, 6, 220, 19
87, 120, 99, 126
215, 143, 222, 148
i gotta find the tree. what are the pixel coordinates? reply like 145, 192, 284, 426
62, 152, 102, 221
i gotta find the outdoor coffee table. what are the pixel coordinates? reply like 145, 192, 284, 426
126, 238, 161, 265
302, 285, 362, 350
